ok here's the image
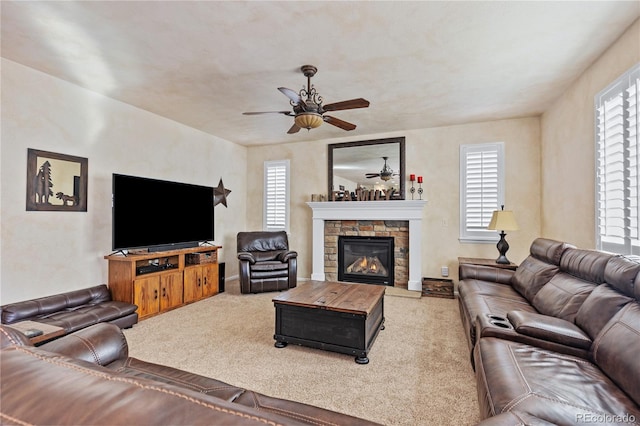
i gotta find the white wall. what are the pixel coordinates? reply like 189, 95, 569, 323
541, 20, 640, 247
246, 117, 542, 282
1, 59, 247, 304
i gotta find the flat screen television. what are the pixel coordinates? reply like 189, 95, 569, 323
112, 173, 214, 252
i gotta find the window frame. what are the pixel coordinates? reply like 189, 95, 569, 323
459, 142, 505, 243
263, 159, 290, 233
595, 63, 640, 255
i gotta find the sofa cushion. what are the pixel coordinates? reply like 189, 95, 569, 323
0, 346, 322, 426
237, 231, 289, 253
475, 411, 558, 426
107, 356, 377, 425
575, 284, 633, 340
39, 323, 129, 366
604, 255, 640, 297
250, 260, 290, 272
510, 256, 560, 302
110, 356, 248, 402
459, 264, 515, 287
530, 248, 611, 322
457, 279, 522, 300
531, 274, 596, 322
27, 301, 138, 333
558, 248, 613, 284
508, 237, 569, 302
473, 337, 640, 423
1, 285, 112, 324
591, 303, 640, 407
529, 238, 571, 266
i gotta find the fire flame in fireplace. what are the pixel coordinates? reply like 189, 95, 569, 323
346, 256, 388, 275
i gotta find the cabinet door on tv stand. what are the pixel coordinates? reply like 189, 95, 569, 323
160, 271, 183, 310
134, 276, 160, 318
183, 267, 203, 303
202, 264, 219, 298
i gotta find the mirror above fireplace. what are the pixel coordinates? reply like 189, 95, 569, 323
328, 137, 406, 200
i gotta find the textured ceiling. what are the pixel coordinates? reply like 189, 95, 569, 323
2, 1, 638, 146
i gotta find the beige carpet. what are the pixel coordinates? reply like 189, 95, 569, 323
123, 280, 480, 425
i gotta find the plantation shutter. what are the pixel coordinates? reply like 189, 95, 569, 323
596, 64, 640, 254
460, 143, 504, 242
264, 160, 290, 231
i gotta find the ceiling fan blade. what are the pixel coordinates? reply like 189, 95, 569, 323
324, 115, 357, 131
322, 98, 370, 112
287, 123, 301, 134
278, 87, 301, 104
365, 174, 381, 178
243, 111, 293, 116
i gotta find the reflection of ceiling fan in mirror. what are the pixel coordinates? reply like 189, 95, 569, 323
242, 65, 370, 134
365, 157, 398, 181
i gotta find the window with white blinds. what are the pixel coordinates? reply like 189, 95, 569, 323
264, 160, 290, 232
596, 64, 640, 255
460, 142, 505, 243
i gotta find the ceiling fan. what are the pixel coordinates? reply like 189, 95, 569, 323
365, 157, 397, 181
243, 65, 370, 134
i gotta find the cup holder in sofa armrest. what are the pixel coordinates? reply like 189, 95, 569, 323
489, 320, 513, 329
486, 314, 508, 322
484, 314, 513, 329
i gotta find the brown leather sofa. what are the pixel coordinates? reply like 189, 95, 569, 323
237, 231, 297, 294
458, 238, 640, 424
0, 323, 379, 425
0, 284, 138, 337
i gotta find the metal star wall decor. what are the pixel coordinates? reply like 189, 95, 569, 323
213, 178, 231, 207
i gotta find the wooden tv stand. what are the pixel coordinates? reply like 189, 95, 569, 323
105, 246, 221, 320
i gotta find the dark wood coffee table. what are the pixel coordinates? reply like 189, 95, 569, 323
273, 281, 385, 364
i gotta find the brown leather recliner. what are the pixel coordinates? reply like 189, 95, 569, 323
237, 231, 297, 294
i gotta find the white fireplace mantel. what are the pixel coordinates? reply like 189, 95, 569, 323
307, 200, 427, 291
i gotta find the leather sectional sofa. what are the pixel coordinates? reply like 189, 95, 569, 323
0, 284, 138, 337
0, 322, 379, 425
458, 238, 640, 424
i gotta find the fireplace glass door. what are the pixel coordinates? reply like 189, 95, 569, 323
338, 236, 394, 286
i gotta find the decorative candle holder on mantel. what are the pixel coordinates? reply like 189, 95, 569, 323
410, 174, 416, 200
409, 174, 423, 200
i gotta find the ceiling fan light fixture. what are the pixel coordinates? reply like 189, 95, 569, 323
294, 112, 323, 130
243, 65, 369, 134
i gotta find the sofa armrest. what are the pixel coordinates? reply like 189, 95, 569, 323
506, 310, 592, 349
0, 326, 33, 348
237, 252, 256, 264
39, 323, 128, 366
459, 264, 514, 284
277, 250, 298, 262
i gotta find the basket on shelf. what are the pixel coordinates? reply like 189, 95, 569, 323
185, 251, 217, 265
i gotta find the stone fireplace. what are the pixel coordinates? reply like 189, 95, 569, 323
307, 200, 427, 291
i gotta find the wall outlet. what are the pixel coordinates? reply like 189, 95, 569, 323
441, 266, 449, 277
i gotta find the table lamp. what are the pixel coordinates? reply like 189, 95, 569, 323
487, 205, 519, 264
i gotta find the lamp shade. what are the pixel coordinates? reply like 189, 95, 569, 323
487, 210, 519, 231
294, 112, 323, 130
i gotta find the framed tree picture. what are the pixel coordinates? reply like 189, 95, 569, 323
26, 149, 88, 212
